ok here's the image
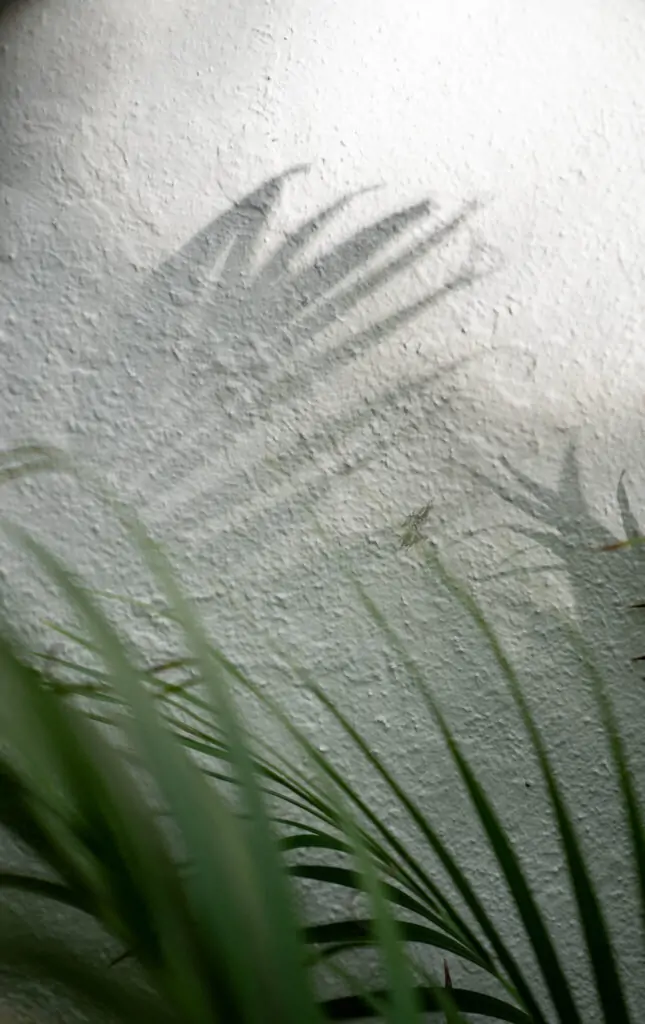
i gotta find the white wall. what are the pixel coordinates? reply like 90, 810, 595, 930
2, 0, 645, 1017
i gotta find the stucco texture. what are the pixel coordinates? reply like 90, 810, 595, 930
2, 0, 645, 1019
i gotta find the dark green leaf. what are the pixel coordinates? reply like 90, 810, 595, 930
321, 985, 533, 1022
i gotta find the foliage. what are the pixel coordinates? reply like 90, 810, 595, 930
0, 444, 642, 1022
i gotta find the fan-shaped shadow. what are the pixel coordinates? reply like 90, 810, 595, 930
465, 444, 645, 679
116, 166, 497, 533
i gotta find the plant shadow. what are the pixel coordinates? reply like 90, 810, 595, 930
465, 444, 645, 704
115, 166, 497, 534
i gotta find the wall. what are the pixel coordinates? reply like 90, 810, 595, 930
2, 0, 645, 1018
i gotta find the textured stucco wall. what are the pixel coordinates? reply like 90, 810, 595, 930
2, 0, 645, 1018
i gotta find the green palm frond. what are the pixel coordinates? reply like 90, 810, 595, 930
0, 441, 642, 1022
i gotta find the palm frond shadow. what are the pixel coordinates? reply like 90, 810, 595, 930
465, 444, 645, 676
117, 166, 496, 528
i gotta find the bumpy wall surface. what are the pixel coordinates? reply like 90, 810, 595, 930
2, 0, 645, 1018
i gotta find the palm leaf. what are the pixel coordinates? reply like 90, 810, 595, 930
321, 986, 533, 1023
9, 524, 322, 1024
424, 549, 632, 1023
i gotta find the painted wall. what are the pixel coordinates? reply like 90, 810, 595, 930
2, 0, 645, 1017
